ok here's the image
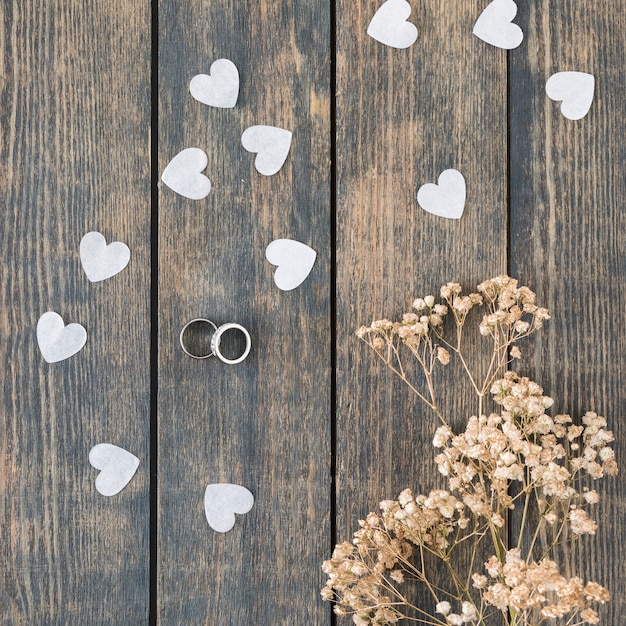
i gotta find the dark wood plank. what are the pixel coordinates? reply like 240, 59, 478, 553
510, 1, 626, 620
157, 0, 331, 623
335, 0, 508, 618
0, 1, 151, 624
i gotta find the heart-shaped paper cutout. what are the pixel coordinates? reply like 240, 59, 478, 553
37, 312, 87, 363
546, 72, 595, 121
89, 444, 140, 497
266, 239, 317, 291
241, 125, 292, 176
190, 59, 239, 108
367, 0, 418, 49
80, 231, 130, 282
204, 484, 254, 533
473, 0, 523, 50
417, 169, 466, 220
162, 148, 212, 200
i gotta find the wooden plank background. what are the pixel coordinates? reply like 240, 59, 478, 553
157, 0, 331, 624
510, 2, 626, 623
0, 1, 151, 624
1, 0, 623, 624
335, 0, 508, 617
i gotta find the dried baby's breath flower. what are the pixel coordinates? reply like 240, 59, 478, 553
435, 601, 451, 615
437, 347, 451, 365
569, 507, 598, 535
326, 277, 615, 625
412, 297, 427, 311
580, 607, 600, 624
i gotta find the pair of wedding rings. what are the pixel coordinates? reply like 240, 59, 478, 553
179, 318, 251, 365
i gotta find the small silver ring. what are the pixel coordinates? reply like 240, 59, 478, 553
210, 323, 251, 365
179, 318, 218, 359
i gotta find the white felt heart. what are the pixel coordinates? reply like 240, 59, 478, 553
204, 484, 254, 533
417, 169, 466, 220
162, 148, 212, 200
37, 312, 87, 363
266, 239, 317, 291
473, 0, 523, 50
367, 0, 418, 49
546, 72, 595, 121
80, 231, 130, 283
241, 126, 292, 176
89, 444, 140, 497
190, 59, 239, 108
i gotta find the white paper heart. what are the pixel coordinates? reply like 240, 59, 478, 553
80, 231, 130, 283
367, 0, 418, 49
546, 72, 595, 121
241, 126, 292, 176
473, 0, 523, 50
162, 148, 212, 200
265, 239, 317, 291
89, 444, 140, 497
204, 484, 254, 533
417, 169, 466, 220
190, 59, 239, 108
37, 312, 87, 363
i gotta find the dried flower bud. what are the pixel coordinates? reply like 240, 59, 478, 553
569, 508, 598, 535
430, 314, 443, 326
580, 608, 600, 624
435, 601, 451, 616
433, 425, 452, 448
412, 297, 426, 311
389, 569, 404, 583
461, 601, 477, 619
599, 446, 614, 462
514, 320, 530, 333
584, 582, 610, 603
372, 337, 385, 350
424, 295, 435, 308
437, 347, 451, 365
491, 513, 505, 527
510, 346, 522, 359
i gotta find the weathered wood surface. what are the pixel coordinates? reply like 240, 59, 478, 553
510, 1, 626, 620
157, 0, 331, 624
335, 0, 507, 618
2, 0, 625, 623
0, 1, 151, 624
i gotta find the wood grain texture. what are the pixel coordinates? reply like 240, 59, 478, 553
157, 1, 331, 624
510, 1, 626, 621
335, 0, 508, 618
0, 1, 151, 624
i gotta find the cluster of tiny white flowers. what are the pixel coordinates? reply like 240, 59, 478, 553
480, 549, 609, 624
324, 277, 616, 626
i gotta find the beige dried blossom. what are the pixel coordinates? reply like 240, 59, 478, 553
437, 346, 451, 365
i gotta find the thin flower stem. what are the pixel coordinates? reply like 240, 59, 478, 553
516, 471, 533, 550
454, 348, 482, 397
432, 325, 483, 397
369, 346, 438, 412
419, 544, 444, 606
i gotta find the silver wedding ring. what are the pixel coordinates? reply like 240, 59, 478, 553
179, 318, 251, 364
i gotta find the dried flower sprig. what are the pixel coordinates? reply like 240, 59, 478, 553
324, 276, 616, 626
